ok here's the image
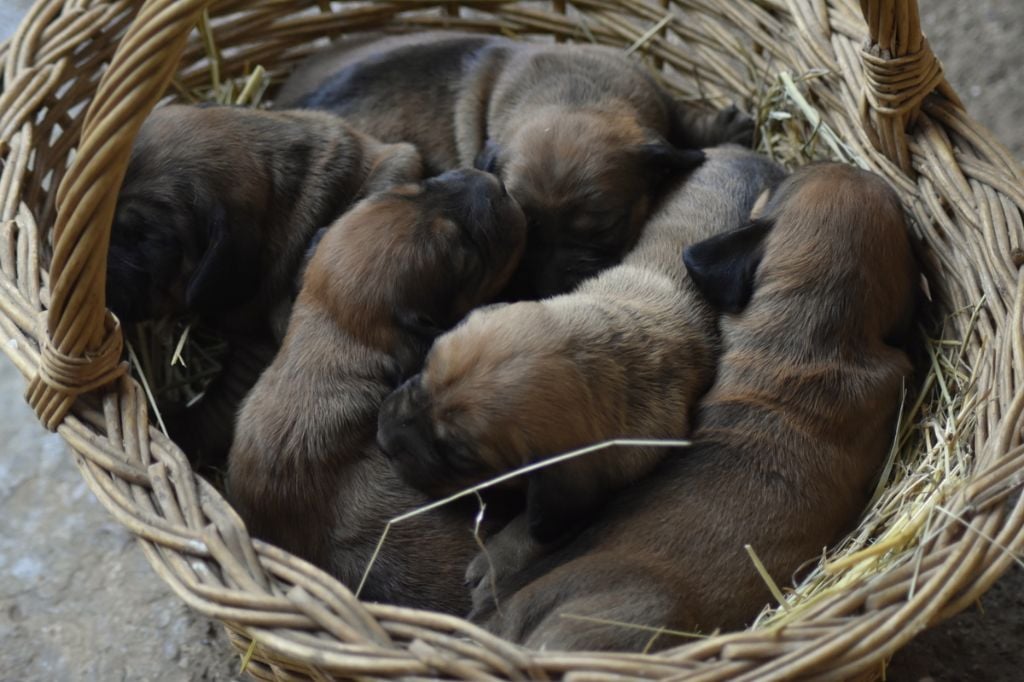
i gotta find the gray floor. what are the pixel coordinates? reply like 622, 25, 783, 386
0, 1, 1021, 680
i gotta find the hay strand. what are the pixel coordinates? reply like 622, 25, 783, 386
357, 439, 691, 596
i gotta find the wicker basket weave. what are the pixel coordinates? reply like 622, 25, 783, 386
1, 0, 1022, 679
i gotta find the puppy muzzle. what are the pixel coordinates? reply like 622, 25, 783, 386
377, 379, 445, 488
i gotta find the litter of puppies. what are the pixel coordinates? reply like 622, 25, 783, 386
111, 30, 923, 652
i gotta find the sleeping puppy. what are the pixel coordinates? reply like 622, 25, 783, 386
459, 163, 919, 651
108, 103, 421, 333
226, 169, 527, 613
108, 104, 422, 466
377, 147, 786, 544
279, 31, 751, 296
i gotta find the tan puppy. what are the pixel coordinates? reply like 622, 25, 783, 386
278, 31, 751, 296
108, 104, 422, 467
227, 169, 527, 613
377, 147, 786, 544
455, 163, 919, 651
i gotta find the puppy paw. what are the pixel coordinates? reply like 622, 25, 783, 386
466, 550, 503, 620
466, 514, 545, 616
465, 547, 495, 591
713, 104, 755, 147
672, 100, 756, 149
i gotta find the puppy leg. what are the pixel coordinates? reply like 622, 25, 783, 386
670, 102, 754, 148
267, 226, 331, 342
166, 337, 277, 473
482, 554, 696, 652
522, 586, 685, 652
467, 514, 551, 618
526, 440, 672, 544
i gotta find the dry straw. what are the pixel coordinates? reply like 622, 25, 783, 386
1, 1, 1022, 680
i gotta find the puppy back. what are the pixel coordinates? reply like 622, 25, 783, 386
623, 145, 786, 284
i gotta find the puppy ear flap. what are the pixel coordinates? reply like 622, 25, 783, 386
683, 218, 774, 314
185, 201, 260, 315
635, 133, 705, 176
363, 142, 424, 195
473, 139, 503, 174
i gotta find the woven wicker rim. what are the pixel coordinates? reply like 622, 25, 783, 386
1, 0, 1022, 679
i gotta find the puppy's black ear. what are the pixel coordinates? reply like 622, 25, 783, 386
635, 133, 705, 176
473, 139, 503, 175
683, 218, 774, 314
186, 201, 260, 315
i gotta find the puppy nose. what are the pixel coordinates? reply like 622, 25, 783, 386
377, 418, 413, 461
377, 411, 440, 483
465, 169, 505, 198
378, 382, 428, 456
377, 408, 412, 459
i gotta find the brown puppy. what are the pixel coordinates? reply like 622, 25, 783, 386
458, 163, 919, 651
279, 31, 751, 296
378, 147, 786, 544
109, 103, 421, 332
109, 104, 422, 466
226, 169, 527, 613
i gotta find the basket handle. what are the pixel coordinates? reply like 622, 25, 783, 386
26, 0, 213, 430
857, 0, 962, 173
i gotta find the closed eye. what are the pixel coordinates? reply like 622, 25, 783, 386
571, 208, 628, 237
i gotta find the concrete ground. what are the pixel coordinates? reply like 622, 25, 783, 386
0, 1, 1020, 680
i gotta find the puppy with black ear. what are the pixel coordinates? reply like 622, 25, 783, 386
460, 163, 919, 651
278, 31, 752, 297
227, 169, 527, 613
108, 104, 422, 467
378, 147, 786, 547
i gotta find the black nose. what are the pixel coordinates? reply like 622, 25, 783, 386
464, 169, 505, 199
377, 405, 446, 494
377, 399, 406, 460
378, 380, 431, 459
377, 417, 418, 462
428, 168, 506, 198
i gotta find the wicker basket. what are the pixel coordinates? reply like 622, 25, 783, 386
1, 0, 1022, 679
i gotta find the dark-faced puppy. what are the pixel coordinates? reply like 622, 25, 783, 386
109, 103, 421, 333
461, 163, 919, 650
110, 104, 422, 465
226, 169, 526, 613
279, 31, 751, 296
378, 147, 786, 546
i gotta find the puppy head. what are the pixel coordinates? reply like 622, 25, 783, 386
377, 301, 609, 498
302, 168, 526, 369
684, 162, 919, 346
483, 108, 704, 297
107, 105, 268, 323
